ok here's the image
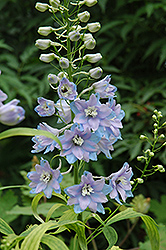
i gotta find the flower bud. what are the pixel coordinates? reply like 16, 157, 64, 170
84, 0, 97, 7
162, 142, 166, 146
130, 181, 134, 185
39, 53, 58, 63
137, 178, 144, 184
160, 167, 165, 173
38, 26, 53, 36
68, 30, 81, 41
78, 11, 90, 22
159, 134, 165, 139
35, 39, 52, 50
153, 129, 158, 134
153, 123, 158, 128
89, 67, 103, 79
137, 156, 145, 161
139, 135, 147, 140
48, 74, 59, 84
87, 22, 101, 33
59, 57, 69, 69
49, 0, 60, 8
84, 38, 96, 49
82, 33, 94, 41
83, 53, 102, 63
154, 109, 158, 114
35, 2, 49, 12
149, 152, 154, 157
58, 71, 68, 80
152, 114, 157, 120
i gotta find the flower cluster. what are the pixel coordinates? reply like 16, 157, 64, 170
26, 0, 133, 213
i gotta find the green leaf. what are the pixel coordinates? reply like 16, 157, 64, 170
45, 203, 66, 222
150, 195, 166, 224
141, 216, 160, 250
0, 127, 62, 150
21, 221, 57, 250
98, 0, 108, 13
67, 223, 87, 250
31, 193, 45, 223
41, 234, 69, 250
103, 226, 118, 250
0, 218, 15, 235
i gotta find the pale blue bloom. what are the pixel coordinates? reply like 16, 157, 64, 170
35, 97, 55, 117
97, 134, 117, 159
58, 124, 101, 164
109, 162, 133, 204
58, 77, 77, 100
55, 99, 71, 124
27, 158, 63, 198
31, 122, 59, 154
71, 93, 114, 132
92, 75, 117, 98
64, 171, 111, 214
0, 93, 25, 126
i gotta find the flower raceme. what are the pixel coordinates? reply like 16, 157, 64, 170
64, 171, 111, 214
0, 89, 25, 126
27, 158, 63, 198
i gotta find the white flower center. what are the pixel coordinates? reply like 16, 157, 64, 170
40, 171, 51, 183
116, 176, 127, 185
82, 183, 94, 196
73, 135, 84, 146
84, 106, 98, 118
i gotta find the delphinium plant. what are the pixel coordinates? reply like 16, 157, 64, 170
0, 0, 165, 249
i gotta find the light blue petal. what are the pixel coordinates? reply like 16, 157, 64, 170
66, 153, 77, 164
102, 184, 112, 195
97, 203, 105, 214
74, 204, 84, 214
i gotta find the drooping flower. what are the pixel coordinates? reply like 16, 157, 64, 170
0, 97, 25, 126
109, 162, 133, 204
71, 93, 114, 132
92, 75, 117, 98
27, 158, 63, 198
31, 122, 59, 154
34, 97, 55, 117
58, 124, 101, 164
58, 77, 77, 100
64, 171, 111, 214
55, 99, 71, 124
97, 134, 117, 159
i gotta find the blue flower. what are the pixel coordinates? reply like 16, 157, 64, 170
31, 122, 59, 154
27, 158, 63, 198
0, 95, 25, 126
97, 134, 117, 159
55, 99, 71, 124
109, 162, 133, 204
58, 77, 77, 100
92, 75, 117, 98
64, 171, 111, 214
34, 97, 55, 117
58, 124, 101, 164
71, 93, 114, 132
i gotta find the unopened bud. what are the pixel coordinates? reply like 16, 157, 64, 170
84, 0, 97, 7
35, 39, 52, 50
48, 74, 59, 84
162, 142, 166, 146
78, 11, 90, 22
158, 111, 162, 117
39, 53, 58, 63
84, 38, 96, 49
83, 53, 102, 63
152, 114, 157, 120
137, 156, 145, 161
68, 30, 81, 41
59, 57, 69, 69
35, 2, 49, 12
149, 152, 154, 157
159, 134, 165, 139
153, 129, 158, 134
89, 67, 103, 79
38, 26, 53, 36
82, 33, 94, 41
87, 22, 101, 33
130, 181, 134, 185
155, 165, 165, 173
58, 71, 68, 79
49, 0, 60, 8
137, 178, 144, 184
153, 123, 158, 128
140, 135, 147, 140
154, 109, 158, 114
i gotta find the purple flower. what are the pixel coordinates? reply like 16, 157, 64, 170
92, 75, 117, 98
55, 99, 71, 124
97, 134, 117, 159
64, 171, 111, 214
27, 158, 63, 198
58, 124, 101, 164
0, 98, 25, 126
71, 94, 114, 132
34, 97, 55, 117
109, 162, 133, 204
58, 77, 77, 100
0, 90, 7, 104
31, 122, 59, 154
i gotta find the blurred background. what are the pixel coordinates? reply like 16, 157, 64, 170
0, 0, 166, 249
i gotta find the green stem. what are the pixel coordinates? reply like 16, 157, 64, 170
74, 161, 79, 184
